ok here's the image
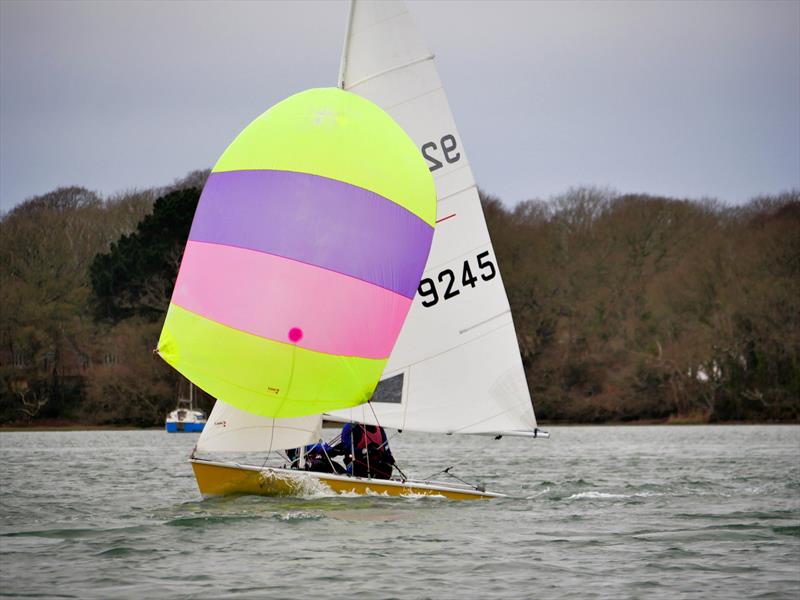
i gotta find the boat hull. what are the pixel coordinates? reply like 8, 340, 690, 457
166, 421, 205, 433
191, 458, 503, 501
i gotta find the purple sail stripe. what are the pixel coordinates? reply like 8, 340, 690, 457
189, 170, 434, 299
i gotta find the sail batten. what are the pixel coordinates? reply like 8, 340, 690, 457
346, 54, 435, 89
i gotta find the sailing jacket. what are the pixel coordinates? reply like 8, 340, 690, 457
339, 423, 394, 466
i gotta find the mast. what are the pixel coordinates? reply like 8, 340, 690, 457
337, 0, 355, 89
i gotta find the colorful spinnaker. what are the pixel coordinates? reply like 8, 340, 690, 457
157, 88, 436, 418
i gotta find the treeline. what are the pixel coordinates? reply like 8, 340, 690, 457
0, 177, 797, 425
0, 172, 213, 426
483, 187, 799, 422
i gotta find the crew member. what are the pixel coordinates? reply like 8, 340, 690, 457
332, 422, 395, 479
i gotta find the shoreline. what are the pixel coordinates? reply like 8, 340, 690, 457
0, 424, 164, 432
1, 420, 797, 432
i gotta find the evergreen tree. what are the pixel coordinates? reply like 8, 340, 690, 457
90, 187, 200, 322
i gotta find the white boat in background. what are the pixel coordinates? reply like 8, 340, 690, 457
165, 383, 206, 433
185, 0, 547, 501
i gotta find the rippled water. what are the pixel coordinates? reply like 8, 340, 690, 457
0, 426, 798, 599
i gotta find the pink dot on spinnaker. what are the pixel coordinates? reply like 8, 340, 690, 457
288, 327, 303, 342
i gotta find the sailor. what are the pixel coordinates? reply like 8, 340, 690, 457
332, 423, 395, 480
286, 442, 344, 474
304, 441, 346, 474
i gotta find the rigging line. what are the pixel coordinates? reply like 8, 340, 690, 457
364, 400, 389, 474
422, 458, 477, 482
264, 377, 293, 470
367, 401, 405, 481
421, 466, 449, 481
349, 423, 356, 477
262, 341, 299, 470
367, 400, 383, 432
319, 441, 339, 474
418, 429, 501, 485
347, 456, 393, 479
260, 416, 278, 471
346, 410, 393, 481
419, 465, 481, 490
283, 451, 299, 469
363, 422, 370, 474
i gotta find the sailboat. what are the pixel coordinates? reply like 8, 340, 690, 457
165, 381, 206, 433
162, 0, 548, 501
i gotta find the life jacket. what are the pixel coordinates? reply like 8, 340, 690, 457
354, 425, 385, 456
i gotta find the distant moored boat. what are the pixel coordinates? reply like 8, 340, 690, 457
165, 383, 206, 433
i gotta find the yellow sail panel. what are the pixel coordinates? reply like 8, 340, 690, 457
158, 305, 387, 418
211, 88, 435, 227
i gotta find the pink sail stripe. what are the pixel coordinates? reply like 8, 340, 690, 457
171, 241, 412, 359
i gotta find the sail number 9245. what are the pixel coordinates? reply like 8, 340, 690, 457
418, 251, 496, 308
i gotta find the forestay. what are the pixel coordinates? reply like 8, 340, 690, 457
328, 1, 539, 436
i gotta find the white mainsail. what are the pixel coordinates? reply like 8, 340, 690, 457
328, 0, 539, 436
197, 400, 321, 453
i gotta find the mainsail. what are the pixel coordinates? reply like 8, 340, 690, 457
329, 0, 540, 436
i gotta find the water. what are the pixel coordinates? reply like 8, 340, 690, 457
1, 426, 798, 599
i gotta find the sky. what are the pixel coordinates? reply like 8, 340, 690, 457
1, 0, 798, 213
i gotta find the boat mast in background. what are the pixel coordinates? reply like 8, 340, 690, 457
165, 380, 207, 433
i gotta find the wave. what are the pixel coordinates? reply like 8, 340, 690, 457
273, 511, 323, 522
524, 487, 551, 499
567, 491, 668, 500
165, 514, 261, 528
2, 525, 150, 539
94, 546, 160, 557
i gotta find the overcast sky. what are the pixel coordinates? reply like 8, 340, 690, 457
1, 0, 798, 213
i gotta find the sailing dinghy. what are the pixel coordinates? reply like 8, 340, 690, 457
162, 0, 548, 501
